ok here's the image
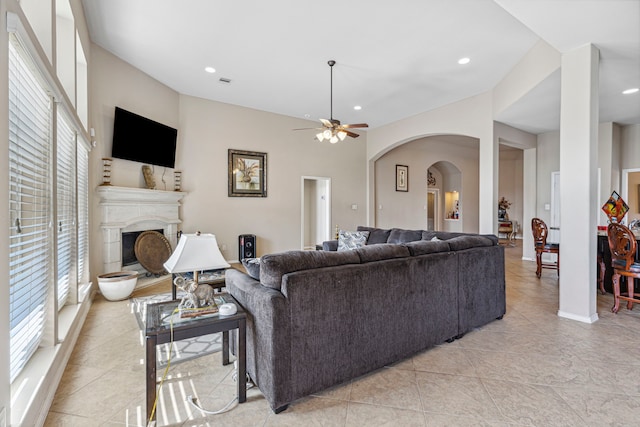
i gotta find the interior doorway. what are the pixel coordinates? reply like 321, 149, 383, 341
622, 168, 640, 225
301, 176, 331, 250
426, 188, 439, 230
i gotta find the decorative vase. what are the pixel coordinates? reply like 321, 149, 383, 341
97, 271, 138, 301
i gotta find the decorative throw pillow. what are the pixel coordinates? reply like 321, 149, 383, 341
337, 230, 370, 251
430, 236, 442, 242
241, 257, 261, 280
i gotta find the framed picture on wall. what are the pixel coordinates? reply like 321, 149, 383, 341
228, 149, 267, 197
396, 165, 408, 192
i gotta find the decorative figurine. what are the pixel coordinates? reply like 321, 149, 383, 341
173, 276, 218, 318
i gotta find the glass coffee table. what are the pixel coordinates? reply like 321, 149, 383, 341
144, 293, 246, 423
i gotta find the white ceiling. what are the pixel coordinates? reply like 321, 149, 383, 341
81, 0, 639, 134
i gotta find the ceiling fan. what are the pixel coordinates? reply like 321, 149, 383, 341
294, 60, 368, 143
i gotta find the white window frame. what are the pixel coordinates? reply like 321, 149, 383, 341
7, 16, 92, 425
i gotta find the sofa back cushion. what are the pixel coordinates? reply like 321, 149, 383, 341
388, 228, 423, 244
403, 240, 451, 256
260, 250, 361, 290
356, 226, 391, 244
355, 243, 411, 263
423, 231, 467, 241
446, 235, 496, 251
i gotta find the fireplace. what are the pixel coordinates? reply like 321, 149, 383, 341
97, 186, 186, 277
121, 229, 163, 267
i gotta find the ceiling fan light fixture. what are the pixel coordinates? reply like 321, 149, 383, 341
295, 60, 369, 143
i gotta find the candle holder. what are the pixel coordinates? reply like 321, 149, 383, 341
174, 171, 182, 191
101, 158, 112, 186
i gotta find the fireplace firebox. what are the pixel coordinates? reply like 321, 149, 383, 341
121, 229, 164, 267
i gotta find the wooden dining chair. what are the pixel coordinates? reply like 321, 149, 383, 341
607, 222, 640, 313
531, 218, 559, 278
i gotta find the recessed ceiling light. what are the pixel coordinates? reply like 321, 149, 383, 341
458, 57, 470, 65
622, 88, 639, 95
304, 114, 311, 118
204, 66, 216, 73
354, 105, 362, 110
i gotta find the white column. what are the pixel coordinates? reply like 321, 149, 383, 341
479, 130, 497, 235
557, 44, 599, 323
522, 147, 537, 261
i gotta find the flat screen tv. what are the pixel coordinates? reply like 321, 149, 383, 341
111, 106, 177, 168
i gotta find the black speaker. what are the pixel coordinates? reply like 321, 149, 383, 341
239, 234, 256, 260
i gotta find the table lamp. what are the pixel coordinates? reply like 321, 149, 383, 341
163, 232, 230, 315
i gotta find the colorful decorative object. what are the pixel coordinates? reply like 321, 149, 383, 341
602, 191, 629, 223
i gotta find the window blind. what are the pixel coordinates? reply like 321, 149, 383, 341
56, 112, 76, 308
8, 36, 53, 382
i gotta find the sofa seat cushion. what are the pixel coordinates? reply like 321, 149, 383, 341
355, 243, 411, 263
447, 235, 496, 251
403, 240, 451, 256
388, 228, 423, 244
356, 226, 391, 244
260, 250, 361, 290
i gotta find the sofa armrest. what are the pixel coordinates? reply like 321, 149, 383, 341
322, 240, 338, 251
224, 269, 292, 411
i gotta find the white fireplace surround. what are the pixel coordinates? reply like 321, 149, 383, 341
97, 186, 186, 275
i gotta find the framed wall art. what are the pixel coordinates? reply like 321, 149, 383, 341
228, 149, 267, 197
396, 164, 408, 192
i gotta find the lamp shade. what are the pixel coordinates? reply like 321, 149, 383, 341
163, 233, 230, 273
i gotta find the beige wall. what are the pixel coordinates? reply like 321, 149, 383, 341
88, 47, 367, 276
499, 149, 524, 236
89, 45, 181, 281
627, 172, 640, 222
367, 93, 496, 233
374, 136, 480, 232
176, 95, 367, 259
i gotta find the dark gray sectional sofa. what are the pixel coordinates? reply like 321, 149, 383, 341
225, 226, 506, 413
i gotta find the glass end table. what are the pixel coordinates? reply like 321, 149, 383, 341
145, 293, 246, 423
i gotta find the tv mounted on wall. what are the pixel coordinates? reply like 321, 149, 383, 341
111, 106, 178, 168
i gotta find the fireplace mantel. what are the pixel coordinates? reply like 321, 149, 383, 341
97, 185, 186, 204
97, 185, 187, 275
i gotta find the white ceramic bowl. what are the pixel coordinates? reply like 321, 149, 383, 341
97, 271, 138, 301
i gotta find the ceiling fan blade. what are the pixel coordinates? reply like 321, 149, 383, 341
319, 118, 334, 128
293, 127, 323, 131
343, 129, 360, 138
341, 123, 369, 129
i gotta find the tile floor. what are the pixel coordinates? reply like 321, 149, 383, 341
45, 242, 640, 426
